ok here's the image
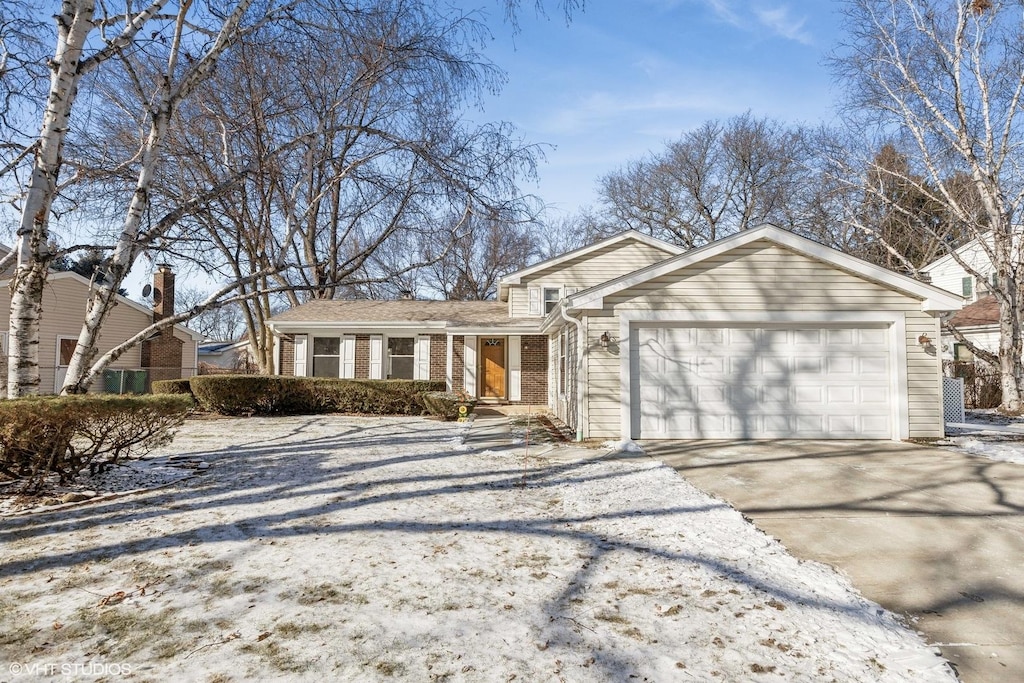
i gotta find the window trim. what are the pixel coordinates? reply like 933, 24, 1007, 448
961, 276, 973, 298
387, 336, 416, 380
543, 286, 562, 315
311, 336, 341, 378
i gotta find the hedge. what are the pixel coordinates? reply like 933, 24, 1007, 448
187, 375, 446, 416
152, 378, 194, 398
0, 394, 193, 491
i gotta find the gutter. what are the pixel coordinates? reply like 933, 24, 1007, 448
560, 305, 586, 442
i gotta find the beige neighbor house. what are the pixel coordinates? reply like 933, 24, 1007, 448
267, 225, 964, 441
0, 258, 202, 394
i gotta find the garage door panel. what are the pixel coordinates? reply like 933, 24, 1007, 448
634, 325, 893, 439
858, 328, 888, 345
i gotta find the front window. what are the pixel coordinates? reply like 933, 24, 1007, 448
312, 337, 340, 377
543, 287, 561, 314
961, 276, 973, 298
388, 337, 415, 379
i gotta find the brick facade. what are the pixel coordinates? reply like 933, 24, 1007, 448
451, 335, 465, 391
279, 334, 295, 376
520, 335, 548, 404
354, 334, 370, 379
429, 334, 446, 383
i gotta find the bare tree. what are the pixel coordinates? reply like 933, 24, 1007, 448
175, 287, 246, 341
833, 0, 1024, 412
420, 214, 539, 300
147, 1, 539, 371
596, 113, 812, 249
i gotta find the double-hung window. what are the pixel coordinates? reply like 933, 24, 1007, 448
312, 337, 340, 377
543, 287, 561, 314
388, 337, 415, 379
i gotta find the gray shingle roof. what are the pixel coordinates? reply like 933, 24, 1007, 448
269, 299, 525, 326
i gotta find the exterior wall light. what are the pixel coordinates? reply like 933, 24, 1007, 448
599, 331, 611, 349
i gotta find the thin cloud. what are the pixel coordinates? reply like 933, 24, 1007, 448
755, 5, 813, 45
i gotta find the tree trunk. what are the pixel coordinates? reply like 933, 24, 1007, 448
997, 281, 1024, 413
7, 0, 95, 397
7, 263, 48, 396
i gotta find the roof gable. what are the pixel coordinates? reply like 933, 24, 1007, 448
567, 225, 964, 313
498, 230, 684, 297
0, 270, 204, 340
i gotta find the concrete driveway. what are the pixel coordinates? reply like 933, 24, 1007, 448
640, 439, 1024, 683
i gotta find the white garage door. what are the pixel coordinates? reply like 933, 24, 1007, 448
632, 326, 893, 439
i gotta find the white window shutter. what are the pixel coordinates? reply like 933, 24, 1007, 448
528, 287, 541, 316
341, 335, 356, 378
369, 335, 383, 379
508, 335, 521, 402
414, 335, 431, 380
464, 335, 477, 396
293, 335, 307, 377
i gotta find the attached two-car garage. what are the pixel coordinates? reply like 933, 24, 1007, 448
630, 325, 894, 439
563, 226, 964, 442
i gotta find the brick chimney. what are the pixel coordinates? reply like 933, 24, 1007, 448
153, 263, 175, 323
141, 263, 184, 384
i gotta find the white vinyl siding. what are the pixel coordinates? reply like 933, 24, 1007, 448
584, 241, 944, 440
508, 240, 677, 318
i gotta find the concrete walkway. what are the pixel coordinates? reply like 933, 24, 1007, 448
642, 439, 1024, 683
461, 409, 516, 451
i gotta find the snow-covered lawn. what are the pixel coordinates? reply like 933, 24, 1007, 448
0, 416, 954, 681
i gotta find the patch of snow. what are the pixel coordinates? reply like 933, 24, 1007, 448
0, 415, 955, 681
602, 439, 645, 454
938, 434, 1024, 464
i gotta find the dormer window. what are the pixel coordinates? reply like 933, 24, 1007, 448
543, 287, 561, 314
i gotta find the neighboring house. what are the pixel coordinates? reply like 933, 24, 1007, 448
941, 296, 1000, 363
267, 225, 963, 441
919, 235, 1020, 363
0, 262, 203, 393
198, 339, 255, 372
920, 237, 1000, 304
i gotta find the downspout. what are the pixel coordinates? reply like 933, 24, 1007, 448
560, 305, 586, 442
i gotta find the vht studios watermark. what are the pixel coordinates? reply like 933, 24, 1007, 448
8, 661, 132, 677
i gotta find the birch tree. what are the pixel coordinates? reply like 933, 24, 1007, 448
5, 1, 168, 396
834, 0, 1024, 412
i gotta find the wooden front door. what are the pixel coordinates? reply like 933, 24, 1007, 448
480, 338, 506, 399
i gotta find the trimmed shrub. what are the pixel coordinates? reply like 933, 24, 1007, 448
189, 375, 319, 416
0, 394, 193, 491
422, 391, 477, 420
188, 375, 445, 416
152, 378, 194, 398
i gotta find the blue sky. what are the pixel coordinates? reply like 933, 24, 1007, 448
461, 0, 844, 216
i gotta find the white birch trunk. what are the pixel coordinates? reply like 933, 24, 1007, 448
7, 1, 96, 397
61, 0, 254, 393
